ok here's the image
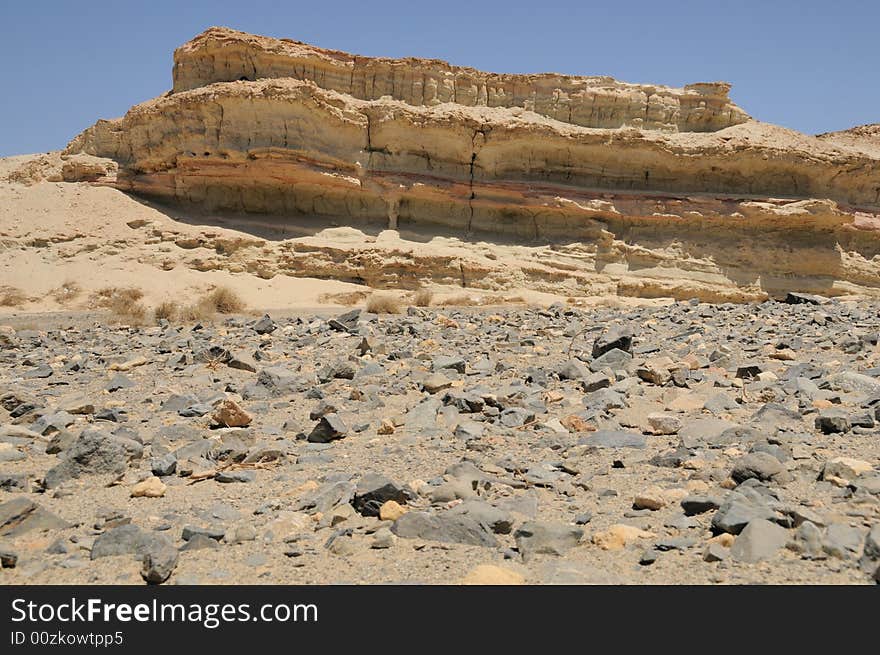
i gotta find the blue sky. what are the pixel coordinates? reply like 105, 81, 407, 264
1, 0, 876, 156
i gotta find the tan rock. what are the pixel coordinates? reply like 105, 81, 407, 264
461, 565, 525, 585
633, 488, 668, 511
377, 419, 395, 435
131, 476, 166, 498
379, 500, 407, 521
823, 457, 873, 481
708, 533, 736, 547
211, 399, 253, 428
592, 524, 655, 550
561, 415, 595, 433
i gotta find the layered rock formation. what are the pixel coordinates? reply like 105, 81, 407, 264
64, 27, 880, 301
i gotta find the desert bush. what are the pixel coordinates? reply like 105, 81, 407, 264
89, 287, 147, 323
49, 280, 82, 305
365, 293, 402, 314
153, 301, 180, 322
0, 286, 28, 307
203, 286, 245, 314
410, 288, 433, 307
318, 291, 370, 306
437, 293, 526, 307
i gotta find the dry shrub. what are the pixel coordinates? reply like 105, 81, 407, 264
318, 291, 370, 306
50, 280, 82, 305
0, 286, 28, 307
438, 293, 525, 307
365, 293, 402, 314
153, 301, 180, 322
410, 288, 433, 307
177, 303, 215, 322
90, 287, 147, 323
203, 286, 245, 314
151, 286, 244, 325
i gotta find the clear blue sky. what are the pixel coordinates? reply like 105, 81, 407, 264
1, 0, 877, 157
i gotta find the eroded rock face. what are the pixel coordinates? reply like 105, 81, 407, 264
171, 28, 749, 133
63, 27, 880, 301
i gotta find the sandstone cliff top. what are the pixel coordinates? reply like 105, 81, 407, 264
172, 27, 749, 133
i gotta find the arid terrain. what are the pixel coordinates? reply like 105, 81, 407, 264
1, 28, 879, 585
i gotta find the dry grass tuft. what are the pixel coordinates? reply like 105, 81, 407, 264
203, 286, 245, 314
318, 291, 370, 306
437, 293, 526, 307
410, 288, 433, 307
0, 286, 29, 307
90, 287, 147, 323
153, 301, 180, 322
50, 280, 82, 305
365, 293, 402, 314
152, 286, 244, 325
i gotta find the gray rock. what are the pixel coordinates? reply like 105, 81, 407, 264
433, 355, 466, 374
353, 473, 407, 517
729, 519, 788, 562
592, 328, 634, 358
216, 470, 255, 483
681, 495, 722, 516
0, 497, 70, 536
179, 534, 220, 551
588, 348, 633, 372
181, 525, 226, 542
141, 540, 178, 584
557, 360, 590, 381
106, 374, 135, 392
150, 452, 177, 477
731, 452, 787, 484
514, 521, 583, 561
293, 481, 355, 515
391, 511, 497, 547
815, 410, 851, 434
791, 521, 826, 560
822, 524, 863, 560
703, 542, 729, 562
43, 429, 134, 488
448, 500, 514, 534
711, 492, 778, 535
253, 314, 277, 335
859, 525, 880, 574
579, 429, 646, 449
678, 418, 737, 449
307, 413, 348, 443
91, 525, 173, 561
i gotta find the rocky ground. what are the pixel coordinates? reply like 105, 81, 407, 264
1, 294, 879, 585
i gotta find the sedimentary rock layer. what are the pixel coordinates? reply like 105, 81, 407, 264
172, 27, 749, 132
64, 28, 880, 300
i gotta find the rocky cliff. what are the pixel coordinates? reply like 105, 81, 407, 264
64, 27, 880, 301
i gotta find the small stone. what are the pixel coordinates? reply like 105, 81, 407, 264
379, 500, 407, 521
647, 413, 681, 435
729, 519, 788, 563
211, 399, 253, 428
141, 541, 178, 585
307, 413, 348, 443
514, 521, 583, 561
815, 410, 851, 434
370, 527, 397, 549
131, 476, 167, 498
592, 524, 655, 551
633, 488, 668, 511
703, 543, 729, 562
216, 470, 256, 483
731, 452, 785, 484
822, 457, 873, 482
